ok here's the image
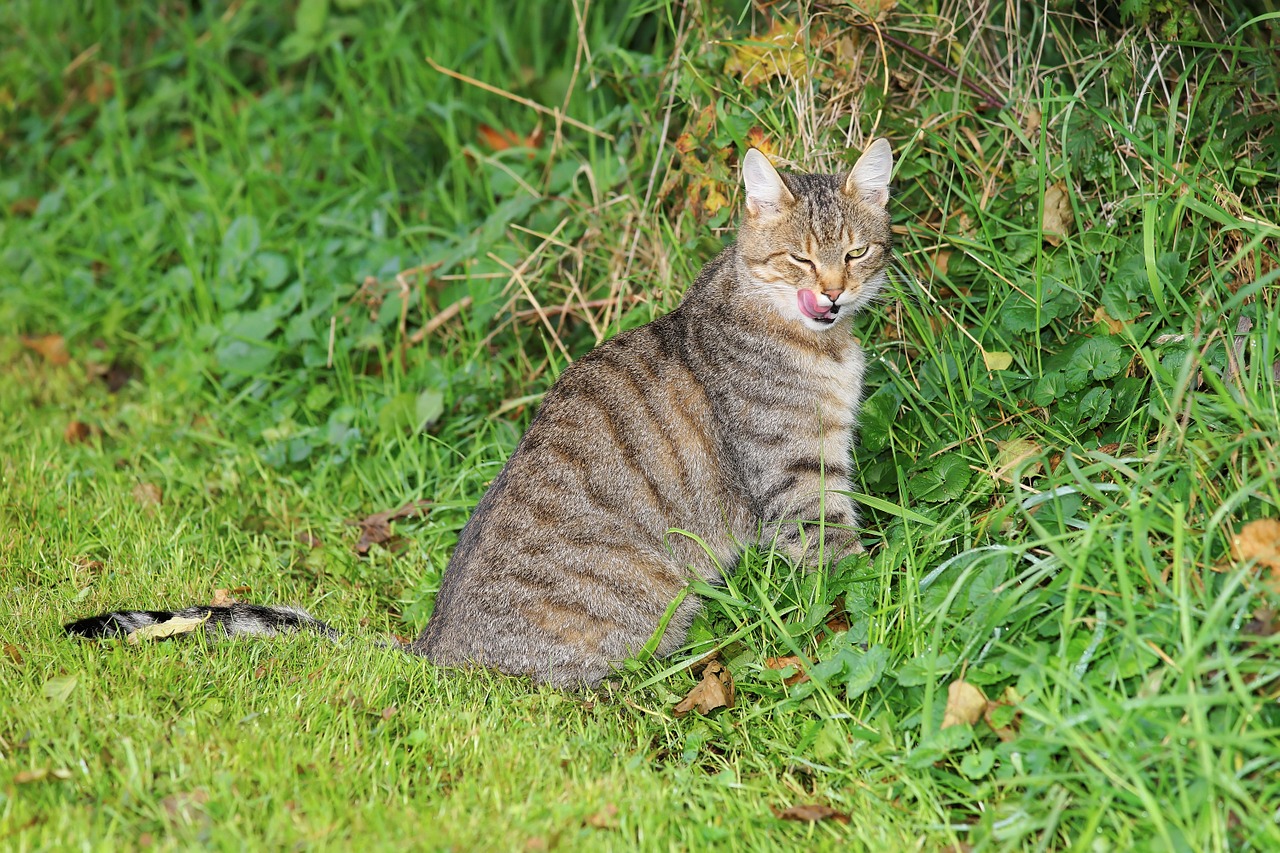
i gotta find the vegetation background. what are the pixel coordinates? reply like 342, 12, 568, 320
2, 0, 1278, 848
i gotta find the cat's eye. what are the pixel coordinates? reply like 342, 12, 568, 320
788, 253, 815, 268
845, 246, 870, 263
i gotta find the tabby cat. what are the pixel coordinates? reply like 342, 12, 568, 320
66, 140, 895, 689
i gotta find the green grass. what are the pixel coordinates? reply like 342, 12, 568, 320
3, 0, 1280, 849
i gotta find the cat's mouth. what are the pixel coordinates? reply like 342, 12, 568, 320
797, 290, 840, 323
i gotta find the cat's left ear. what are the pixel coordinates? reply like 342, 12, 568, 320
844, 138, 893, 207
742, 149, 795, 217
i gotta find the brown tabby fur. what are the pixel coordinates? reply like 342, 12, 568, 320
66, 141, 895, 690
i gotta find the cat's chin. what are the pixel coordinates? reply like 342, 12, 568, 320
800, 315, 843, 332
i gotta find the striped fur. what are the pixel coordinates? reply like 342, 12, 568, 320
67, 142, 894, 689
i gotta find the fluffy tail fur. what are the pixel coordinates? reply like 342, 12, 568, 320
65, 603, 339, 641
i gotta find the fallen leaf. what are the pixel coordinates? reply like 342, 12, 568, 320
745, 126, 775, 157
994, 438, 1042, 481
210, 588, 236, 607
14, 768, 73, 784
1232, 519, 1280, 572
295, 530, 323, 549
1093, 305, 1126, 334
64, 421, 98, 444
126, 613, 210, 645
724, 19, 805, 88
4, 644, 24, 666
981, 349, 1013, 371
673, 661, 735, 717
42, 674, 78, 704
942, 679, 988, 729
477, 123, 544, 153
1243, 608, 1280, 637
347, 500, 432, 556
771, 804, 851, 825
764, 655, 810, 686
131, 482, 162, 507
1041, 181, 1074, 246
584, 803, 618, 829
20, 334, 70, 366
380, 704, 398, 721
9, 197, 39, 216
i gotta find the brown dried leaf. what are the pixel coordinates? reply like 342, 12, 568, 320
131, 482, 162, 507
1042, 181, 1074, 246
3, 643, 23, 666
771, 803, 851, 825
20, 334, 70, 366
1232, 518, 1280, 573
942, 679, 989, 729
673, 661, 734, 717
210, 588, 237, 607
477, 123, 543, 153
764, 655, 810, 686
64, 421, 98, 444
295, 530, 323, 549
126, 613, 210, 645
347, 500, 432, 556
584, 803, 618, 829
1093, 305, 1126, 334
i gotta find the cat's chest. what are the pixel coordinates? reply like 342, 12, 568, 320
802, 341, 866, 419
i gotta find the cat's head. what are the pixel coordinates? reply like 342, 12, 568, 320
737, 140, 893, 332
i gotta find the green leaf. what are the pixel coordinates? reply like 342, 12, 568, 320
908, 454, 972, 503
295, 0, 329, 38
251, 252, 290, 290
842, 644, 889, 700
1101, 255, 1147, 321
895, 652, 956, 687
960, 748, 996, 779
415, 389, 445, 429
1031, 372, 1067, 408
858, 391, 900, 453
42, 674, 78, 705
1076, 386, 1113, 429
1064, 336, 1126, 390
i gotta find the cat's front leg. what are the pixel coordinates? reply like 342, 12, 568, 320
758, 468, 863, 569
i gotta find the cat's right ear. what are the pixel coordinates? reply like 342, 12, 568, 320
742, 149, 794, 218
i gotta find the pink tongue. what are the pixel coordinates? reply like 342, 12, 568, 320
797, 290, 828, 319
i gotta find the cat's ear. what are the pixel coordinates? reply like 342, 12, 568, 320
742, 148, 794, 217
844, 138, 893, 207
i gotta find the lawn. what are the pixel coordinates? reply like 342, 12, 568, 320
2, 0, 1279, 849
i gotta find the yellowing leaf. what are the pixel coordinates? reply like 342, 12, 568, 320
673, 661, 734, 717
994, 438, 1042, 481
126, 613, 211, 645
1233, 519, 1280, 594
1042, 181, 1074, 246
942, 679, 988, 729
982, 350, 1013, 371
723, 20, 805, 88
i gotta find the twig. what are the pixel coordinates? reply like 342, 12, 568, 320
426, 57, 614, 141
408, 297, 473, 345
853, 22, 1004, 111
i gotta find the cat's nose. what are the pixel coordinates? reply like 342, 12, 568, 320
823, 289, 843, 304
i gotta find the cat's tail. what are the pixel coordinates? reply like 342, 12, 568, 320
64, 603, 340, 641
